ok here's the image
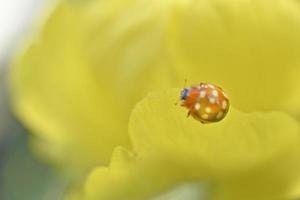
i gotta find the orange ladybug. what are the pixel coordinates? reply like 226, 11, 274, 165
180, 83, 229, 123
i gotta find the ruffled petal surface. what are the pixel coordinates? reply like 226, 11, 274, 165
83, 89, 300, 200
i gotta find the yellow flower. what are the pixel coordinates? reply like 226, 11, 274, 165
9, 0, 300, 199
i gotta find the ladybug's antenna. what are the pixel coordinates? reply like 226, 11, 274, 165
183, 79, 187, 88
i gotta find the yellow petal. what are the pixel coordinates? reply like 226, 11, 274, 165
166, 0, 300, 114
212, 148, 300, 200
10, 1, 175, 174
83, 89, 300, 200
84, 147, 189, 200
130, 89, 300, 174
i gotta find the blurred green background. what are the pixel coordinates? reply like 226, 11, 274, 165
0, 1, 67, 199
0, 66, 67, 200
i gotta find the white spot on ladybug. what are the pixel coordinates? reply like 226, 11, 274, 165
208, 84, 215, 89
212, 90, 218, 97
208, 97, 216, 104
216, 111, 224, 119
201, 113, 209, 119
195, 103, 201, 110
205, 107, 212, 113
200, 90, 206, 98
222, 100, 228, 109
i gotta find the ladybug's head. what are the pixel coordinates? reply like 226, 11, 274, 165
180, 88, 189, 100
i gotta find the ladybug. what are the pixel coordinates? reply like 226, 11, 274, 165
180, 83, 229, 123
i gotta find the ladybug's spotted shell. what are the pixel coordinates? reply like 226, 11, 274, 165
180, 83, 229, 123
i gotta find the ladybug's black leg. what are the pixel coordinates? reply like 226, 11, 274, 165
187, 110, 191, 118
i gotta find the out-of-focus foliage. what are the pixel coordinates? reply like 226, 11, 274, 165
0, 69, 66, 200
2, 134, 66, 200
0, 1, 70, 199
